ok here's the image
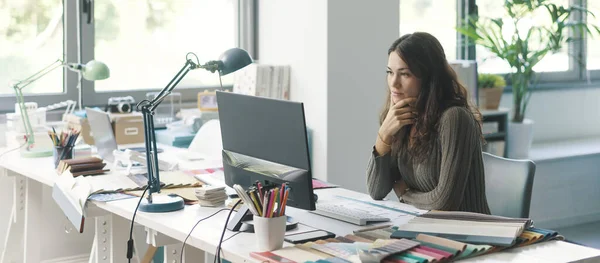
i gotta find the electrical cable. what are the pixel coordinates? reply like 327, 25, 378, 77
215, 199, 243, 263
127, 186, 149, 263
0, 142, 28, 160
179, 208, 229, 263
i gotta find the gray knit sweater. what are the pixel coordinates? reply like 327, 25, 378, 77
366, 106, 491, 214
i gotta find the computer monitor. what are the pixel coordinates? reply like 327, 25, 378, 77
216, 91, 316, 230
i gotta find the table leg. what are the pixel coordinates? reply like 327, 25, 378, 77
23, 177, 42, 263
90, 214, 132, 263
0, 171, 25, 263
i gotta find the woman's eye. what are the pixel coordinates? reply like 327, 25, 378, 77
400, 73, 410, 77
386, 70, 392, 74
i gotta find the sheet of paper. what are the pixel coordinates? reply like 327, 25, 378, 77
86, 173, 140, 193
160, 171, 202, 187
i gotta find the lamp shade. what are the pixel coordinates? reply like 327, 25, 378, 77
81, 60, 110, 80
217, 48, 253, 75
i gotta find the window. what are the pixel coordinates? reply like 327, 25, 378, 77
0, 0, 253, 112
588, 0, 600, 70
400, 0, 457, 60
93, 0, 236, 92
0, 0, 64, 95
475, 0, 570, 74
82, 0, 249, 107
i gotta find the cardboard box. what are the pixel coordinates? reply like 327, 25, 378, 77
64, 114, 95, 145
109, 113, 144, 145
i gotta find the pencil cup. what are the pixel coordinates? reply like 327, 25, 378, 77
53, 146, 74, 168
253, 215, 287, 251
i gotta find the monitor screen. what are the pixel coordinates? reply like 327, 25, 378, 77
216, 91, 315, 211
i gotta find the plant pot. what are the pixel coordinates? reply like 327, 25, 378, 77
478, 87, 504, 110
507, 119, 534, 159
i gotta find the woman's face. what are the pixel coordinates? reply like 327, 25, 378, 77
387, 51, 421, 105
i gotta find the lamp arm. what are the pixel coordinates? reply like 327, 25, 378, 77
146, 59, 198, 112
140, 58, 199, 199
14, 88, 35, 148
11, 58, 66, 149
13, 59, 65, 91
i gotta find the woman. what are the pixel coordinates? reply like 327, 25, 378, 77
366, 32, 490, 214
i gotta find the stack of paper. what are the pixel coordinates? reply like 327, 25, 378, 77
194, 185, 227, 207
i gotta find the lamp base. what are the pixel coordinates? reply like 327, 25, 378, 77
20, 147, 53, 158
138, 194, 185, 213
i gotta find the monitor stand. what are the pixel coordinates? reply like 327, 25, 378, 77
226, 205, 298, 233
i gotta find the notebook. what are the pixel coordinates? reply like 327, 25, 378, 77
56, 157, 108, 177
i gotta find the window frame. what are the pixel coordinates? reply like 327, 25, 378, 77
0, 0, 80, 113
80, 0, 257, 108
461, 0, 599, 84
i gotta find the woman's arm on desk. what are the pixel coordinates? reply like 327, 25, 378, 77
366, 146, 401, 200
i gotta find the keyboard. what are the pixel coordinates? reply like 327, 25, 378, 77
311, 203, 390, 226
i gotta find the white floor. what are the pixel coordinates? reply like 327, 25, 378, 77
556, 221, 600, 249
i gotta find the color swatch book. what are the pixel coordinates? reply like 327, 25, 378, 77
259, 224, 564, 263
391, 211, 533, 246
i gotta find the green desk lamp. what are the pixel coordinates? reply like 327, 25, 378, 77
137, 48, 253, 213
12, 59, 110, 158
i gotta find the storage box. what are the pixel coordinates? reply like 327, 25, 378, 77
64, 113, 95, 145
109, 113, 144, 145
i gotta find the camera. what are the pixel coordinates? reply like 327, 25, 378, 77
105, 96, 135, 114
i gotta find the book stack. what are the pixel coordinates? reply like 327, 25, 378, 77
194, 185, 227, 207
56, 157, 108, 177
233, 63, 291, 100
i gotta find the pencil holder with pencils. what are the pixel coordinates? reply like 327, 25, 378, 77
233, 182, 290, 251
53, 146, 73, 168
49, 128, 80, 169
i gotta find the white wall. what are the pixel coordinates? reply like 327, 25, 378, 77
257, 0, 329, 180
499, 85, 600, 143
258, 0, 399, 193
326, 0, 399, 193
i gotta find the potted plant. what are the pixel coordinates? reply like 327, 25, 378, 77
478, 73, 506, 110
457, 0, 599, 158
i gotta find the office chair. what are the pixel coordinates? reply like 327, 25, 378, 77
482, 152, 536, 218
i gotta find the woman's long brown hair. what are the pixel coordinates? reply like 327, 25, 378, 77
379, 32, 483, 162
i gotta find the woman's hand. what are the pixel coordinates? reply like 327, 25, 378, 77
379, 97, 417, 143
393, 180, 409, 197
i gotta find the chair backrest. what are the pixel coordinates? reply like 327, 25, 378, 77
482, 152, 536, 218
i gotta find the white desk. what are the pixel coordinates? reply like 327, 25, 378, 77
1, 145, 600, 263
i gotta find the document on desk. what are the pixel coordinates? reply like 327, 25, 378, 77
52, 172, 94, 233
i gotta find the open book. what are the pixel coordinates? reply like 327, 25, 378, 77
52, 170, 203, 233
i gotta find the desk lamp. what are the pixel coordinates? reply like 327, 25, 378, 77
137, 48, 252, 212
11, 59, 110, 158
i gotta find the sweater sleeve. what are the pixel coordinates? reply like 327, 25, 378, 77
401, 107, 480, 210
366, 147, 401, 200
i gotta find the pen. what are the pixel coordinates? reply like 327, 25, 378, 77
280, 183, 286, 209
273, 188, 279, 217
256, 181, 263, 200
262, 191, 268, 217
268, 189, 276, 218
249, 190, 263, 217
280, 188, 289, 216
